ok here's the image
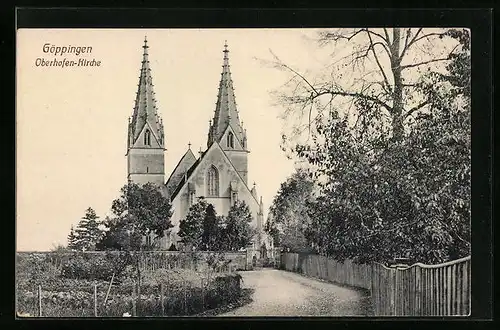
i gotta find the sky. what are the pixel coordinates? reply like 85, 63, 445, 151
16, 28, 333, 251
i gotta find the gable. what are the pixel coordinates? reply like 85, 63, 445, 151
220, 125, 244, 150
165, 149, 197, 196
170, 142, 257, 204
132, 121, 162, 148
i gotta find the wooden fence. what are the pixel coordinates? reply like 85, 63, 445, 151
280, 253, 471, 316
371, 256, 470, 316
280, 253, 372, 289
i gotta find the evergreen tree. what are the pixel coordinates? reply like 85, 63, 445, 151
75, 207, 103, 251
67, 225, 79, 251
202, 204, 219, 251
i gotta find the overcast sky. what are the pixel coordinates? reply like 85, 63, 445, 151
16, 28, 334, 251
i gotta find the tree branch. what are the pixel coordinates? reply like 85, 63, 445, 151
366, 29, 390, 44
383, 28, 391, 46
401, 56, 451, 70
400, 28, 422, 59
404, 99, 431, 119
322, 90, 392, 112
366, 31, 392, 94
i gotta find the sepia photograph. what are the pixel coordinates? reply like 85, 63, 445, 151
16, 27, 471, 318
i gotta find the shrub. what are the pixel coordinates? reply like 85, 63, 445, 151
60, 252, 133, 281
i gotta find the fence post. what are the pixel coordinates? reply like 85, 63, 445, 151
38, 285, 42, 317
183, 280, 187, 315
160, 283, 164, 316
201, 278, 205, 310
132, 282, 137, 317
103, 272, 115, 307
94, 283, 98, 317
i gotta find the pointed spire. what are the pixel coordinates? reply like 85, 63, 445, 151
208, 41, 245, 147
129, 37, 164, 148
251, 182, 258, 200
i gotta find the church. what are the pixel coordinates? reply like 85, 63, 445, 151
125, 37, 272, 256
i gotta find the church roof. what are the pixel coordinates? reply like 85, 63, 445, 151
165, 147, 197, 196
129, 37, 164, 147
208, 42, 245, 147
169, 142, 259, 204
169, 150, 206, 201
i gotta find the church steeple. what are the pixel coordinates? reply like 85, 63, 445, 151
208, 41, 245, 148
128, 36, 164, 149
126, 37, 165, 187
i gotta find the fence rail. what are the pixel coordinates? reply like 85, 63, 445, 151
280, 253, 470, 316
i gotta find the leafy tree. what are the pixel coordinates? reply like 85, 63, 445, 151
73, 207, 103, 251
96, 183, 173, 251
178, 197, 208, 250
220, 201, 255, 251
265, 168, 316, 252
270, 28, 470, 264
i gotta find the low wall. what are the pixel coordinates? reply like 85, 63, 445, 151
139, 251, 248, 271
17, 250, 249, 272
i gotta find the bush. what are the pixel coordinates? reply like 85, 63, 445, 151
60, 252, 133, 281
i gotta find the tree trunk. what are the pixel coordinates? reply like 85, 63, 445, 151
390, 28, 404, 142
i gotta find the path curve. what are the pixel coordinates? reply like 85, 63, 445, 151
219, 268, 373, 316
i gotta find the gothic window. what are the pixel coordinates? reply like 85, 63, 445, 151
206, 165, 219, 197
227, 132, 234, 148
144, 129, 151, 146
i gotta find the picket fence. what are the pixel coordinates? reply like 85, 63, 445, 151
280, 253, 470, 316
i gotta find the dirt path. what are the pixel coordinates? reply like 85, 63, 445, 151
218, 268, 373, 316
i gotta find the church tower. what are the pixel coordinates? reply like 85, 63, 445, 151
207, 41, 249, 184
126, 37, 165, 186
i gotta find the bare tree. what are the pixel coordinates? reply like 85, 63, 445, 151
267, 28, 465, 146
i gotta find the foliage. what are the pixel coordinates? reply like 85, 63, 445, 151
271, 28, 470, 264
219, 201, 256, 251
52, 243, 71, 253
179, 199, 255, 252
67, 226, 78, 251
96, 183, 173, 251
60, 252, 133, 281
265, 168, 316, 251
178, 198, 209, 250
202, 204, 220, 251
70, 207, 104, 251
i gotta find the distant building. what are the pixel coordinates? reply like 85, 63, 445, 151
125, 37, 271, 254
